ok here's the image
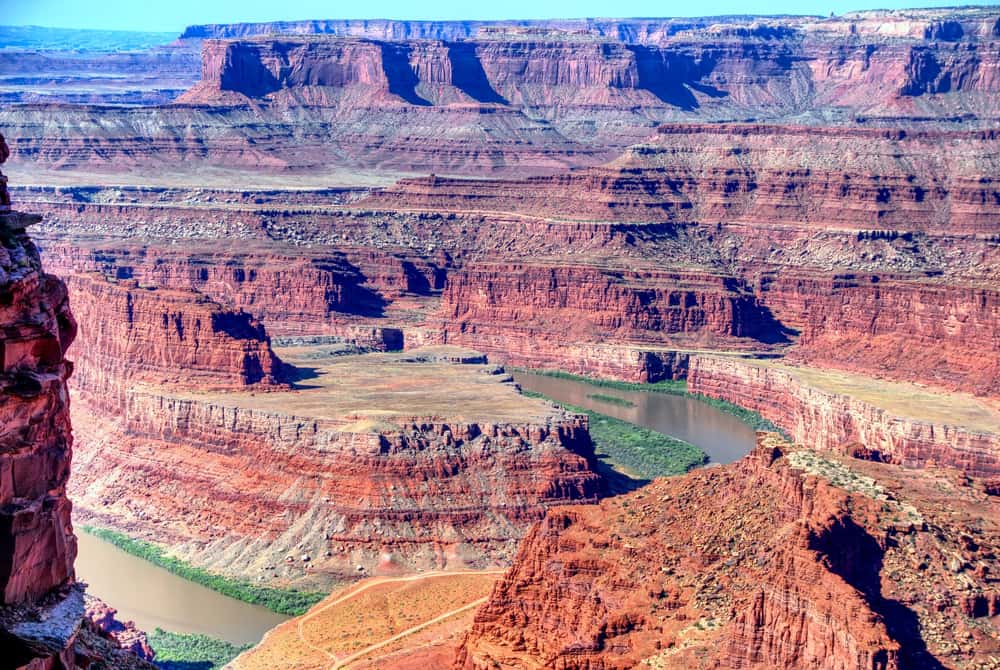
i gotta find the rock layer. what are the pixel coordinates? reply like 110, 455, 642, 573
455, 434, 1000, 669
65, 273, 284, 406
0, 136, 153, 670
5, 8, 1000, 175
688, 356, 1000, 479
69, 352, 604, 586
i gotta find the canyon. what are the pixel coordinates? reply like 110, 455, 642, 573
1, 5, 998, 669
3, 8, 1000, 175
455, 433, 1000, 669
0, 136, 153, 669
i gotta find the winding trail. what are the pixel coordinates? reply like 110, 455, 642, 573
289, 570, 506, 669
329, 596, 490, 669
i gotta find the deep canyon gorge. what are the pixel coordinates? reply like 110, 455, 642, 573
1, 5, 999, 669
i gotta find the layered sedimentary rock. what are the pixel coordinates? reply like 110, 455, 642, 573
69, 346, 603, 586
4, 8, 999, 175
370, 124, 1000, 233
438, 263, 784, 374
456, 434, 1000, 669
18, 116, 998, 388
361, 123, 999, 388
0, 136, 154, 669
179, 9, 1000, 44
768, 272, 1000, 396
688, 356, 1000, 479
0, 43, 200, 106
36, 238, 445, 335
66, 273, 284, 404
183, 11, 1000, 125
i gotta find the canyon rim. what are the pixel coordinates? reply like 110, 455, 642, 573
0, 4, 999, 669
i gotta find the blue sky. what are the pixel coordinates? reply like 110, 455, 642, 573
2, 0, 991, 33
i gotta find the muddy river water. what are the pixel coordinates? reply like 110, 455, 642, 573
512, 371, 757, 464
75, 373, 755, 646
75, 531, 289, 646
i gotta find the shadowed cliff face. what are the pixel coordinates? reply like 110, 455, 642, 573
183, 12, 1000, 118
454, 435, 1000, 669
0, 135, 157, 670
4, 8, 999, 176
0, 134, 76, 612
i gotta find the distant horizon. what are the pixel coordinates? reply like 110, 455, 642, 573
2, 0, 994, 34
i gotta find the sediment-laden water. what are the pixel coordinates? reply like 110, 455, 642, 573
75, 531, 289, 646
512, 371, 756, 464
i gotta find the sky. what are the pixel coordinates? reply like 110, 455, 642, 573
1, 0, 992, 33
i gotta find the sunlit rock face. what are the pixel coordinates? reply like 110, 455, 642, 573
0, 134, 156, 669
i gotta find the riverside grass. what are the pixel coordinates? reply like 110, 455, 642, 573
587, 392, 636, 407
514, 367, 788, 437
523, 390, 707, 479
148, 629, 249, 670
81, 526, 324, 615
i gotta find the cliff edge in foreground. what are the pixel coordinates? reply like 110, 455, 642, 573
0, 133, 154, 669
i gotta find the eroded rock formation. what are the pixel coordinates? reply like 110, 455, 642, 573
688, 356, 1000, 479
68, 350, 603, 586
4, 8, 999, 175
455, 434, 1000, 669
66, 273, 285, 402
0, 133, 154, 670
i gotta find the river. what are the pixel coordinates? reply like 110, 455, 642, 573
512, 371, 756, 464
76, 373, 754, 647
74, 531, 289, 646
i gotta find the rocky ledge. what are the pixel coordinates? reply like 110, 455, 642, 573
688, 356, 1000, 481
455, 433, 1000, 669
69, 345, 604, 589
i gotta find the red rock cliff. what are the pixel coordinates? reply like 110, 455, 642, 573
65, 273, 284, 405
69, 381, 604, 584
455, 434, 1000, 669
0, 135, 154, 670
688, 356, 1000, 479
370, 124, 1000, 234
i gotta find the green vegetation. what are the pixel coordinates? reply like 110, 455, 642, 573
586, 392, 636, 407
148, 629, 249, 670
524, 391, 707, 479
512, 367, 687, 395
81, 526, 324, 615
515, 367, 788, 438
686, 392, 788, 437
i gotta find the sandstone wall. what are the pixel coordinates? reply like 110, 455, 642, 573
456, 438, 911, 669
369, 124, 1000, 234
438, 264, 782, 370
183, 19, 1000, 123
765, 273, 1000, 396
0, 212, 76, 607
66, 273, 283, 406
70, 386, 603, 583
0, 144, 154, 669
687, 356, 1000, 478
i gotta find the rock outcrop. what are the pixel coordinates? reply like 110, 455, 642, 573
688, 356, 1000, 479
65, 273, 284, 405
455, 434, 1000, 669
369, 124, 1000, 233
769, 273, 1000, 396
438, 263, 783, 372
84, 596, 155, 662
5, 8, 999, 175
0, 131, 78, 665
68, 347, 604, 587
0, 133, 154, 670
